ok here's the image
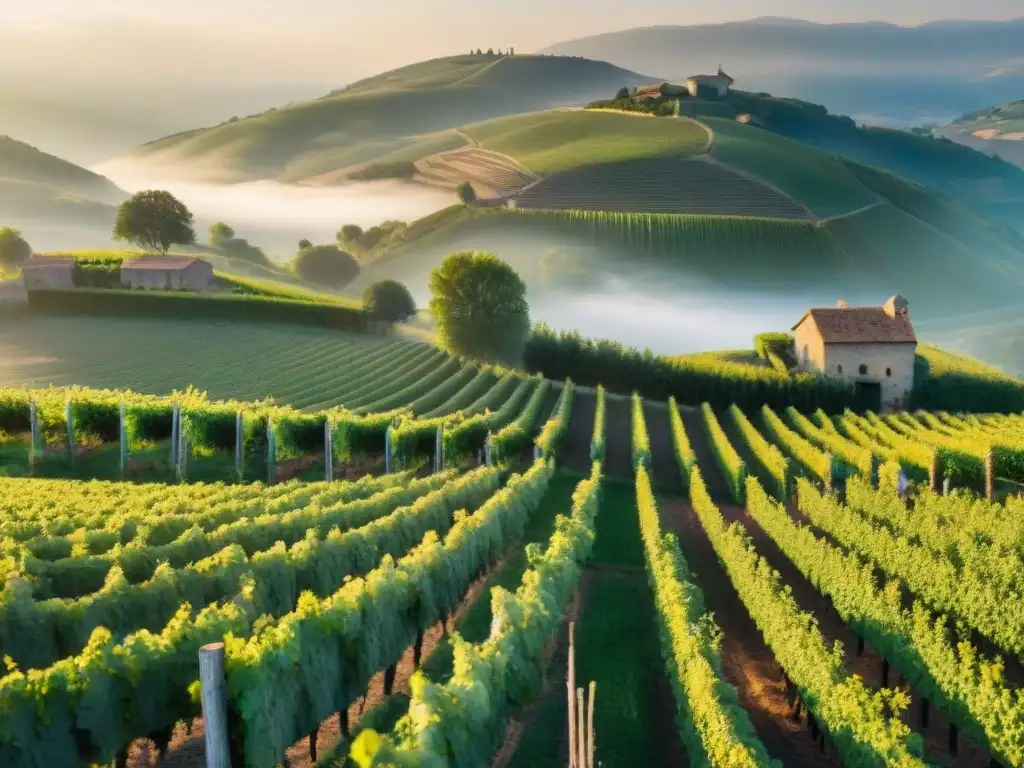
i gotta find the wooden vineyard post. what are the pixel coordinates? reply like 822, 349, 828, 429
943, 477, 951, 496
534, 443, 542, 461
385, 425, 393, 474
65, 399, 75, 464
198, 643, 231, 768
28, 399, 40, 473
823, 453, 833, 492
576, 689, 586, 768
929, 453, 940, 493
119, 401, 127, 478
234, 411, 244, 481
177, 420, 188, 483
325, 419, 334, 482
434, 424, 443, 474
266, 419, 276, 485
985, 449, 995, 501
568, 622, 577, 768
170, 402, 180, 470
586, 680, 596, 768
484, 433, 493, 467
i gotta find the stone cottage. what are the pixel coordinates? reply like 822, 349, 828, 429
20, 257, 75, 289
685, 67, 735, 99
121, 256, 214, 291
792, 295, 917, 411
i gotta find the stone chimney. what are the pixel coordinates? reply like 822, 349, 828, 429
883, 294, 909, 319
836, 299, 848, 308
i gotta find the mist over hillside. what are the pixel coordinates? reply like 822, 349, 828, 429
543, 18, 1024, 125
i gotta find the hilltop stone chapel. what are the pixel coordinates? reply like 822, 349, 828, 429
792, 295, 917, 411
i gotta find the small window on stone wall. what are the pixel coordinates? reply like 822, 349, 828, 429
859, 364, 868, 375
886, 367, 892, 377
837, 364, 843, 373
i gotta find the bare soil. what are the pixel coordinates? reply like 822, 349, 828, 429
661, 498, 841, 767
679, 405, 733, 502
720, 502, 992, 767
642, 402, 680, 491
562, 390, 596, 474
602, 397, 633, 480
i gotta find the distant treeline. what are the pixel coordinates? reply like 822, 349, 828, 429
523, 324, 856, 413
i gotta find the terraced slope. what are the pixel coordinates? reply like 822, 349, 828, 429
415, 146, 538, 197
463, 110, 711, 174
514, 155, 813, 218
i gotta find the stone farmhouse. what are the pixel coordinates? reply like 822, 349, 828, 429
121, 256, 214, 291
685, 67, 734, 99
792, 295, 917, 411
20, 257, 75, 289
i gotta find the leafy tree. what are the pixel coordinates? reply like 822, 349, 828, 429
292, 244, 360, 287
0, 227, 32, 266
338, 224, 364, 245
363, 280, 416, 323
429, 251, 530, 363
298, 238, 312, 250
487, 48, 494, 55
510, 47, 515, 55
615, 86, 630, 100
456, 182, 477, 205
209, 222, 235, 247
112, 190, 195, 255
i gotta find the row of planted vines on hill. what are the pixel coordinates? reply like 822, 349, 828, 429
510, 208, 840, 270
525, 324, 856, 413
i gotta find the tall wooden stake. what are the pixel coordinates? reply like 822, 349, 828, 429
65, 400, 75, 463
29, 400, 39, 472
198, 643, 231, 768
435, 424, 443, 473
985, 449, 995, 501
267, 419, 276, 485
576, 689, 586, 768
119, 401, 127, 478
568, 622, 577, 768
170, 402, 180, 469
586, 680, 596, 768
325, 419, 334, 482
485, 433, 493, 467
235, 411, 244, 480
385, 425, 393, 474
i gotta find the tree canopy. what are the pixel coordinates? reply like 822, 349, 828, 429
298, 238, 312, 250
292, 244, 360, 287
363, 280, 416, 323
0, 227, 32, 266
338, 224, 364, 245
428, 251, 530, 364
209, 222, 235, 247
456, 182, 477, 205
113, 190, 195, 255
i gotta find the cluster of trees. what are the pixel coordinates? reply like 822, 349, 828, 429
335, 221, 408, 258
292, 242, 360, 288
468, 47, 514, 56
0, 227, 32, 268
208, 222, 272, 267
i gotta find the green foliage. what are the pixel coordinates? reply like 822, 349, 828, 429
291, 244, 360, 288
362, 280, 416, 323
27, 287, 369, 332
209, 221, 235, 247
727, 405, 789, 499
525, 324, 855, 414
338, 224, 364, 244
761, 405, 833, 486
490, 378, 551, 462
700, 403, 746, 503
428, 251, 530, 365
750, 478, 1024, 767
456, 182, 477, 204
636, 465, 776, 767
690, 469, 928, 767
753, 332, 794, 370
349, 161, 417, 181
535, 380, 573, 459
331, 408, 407, 461
589, 385, 606, 461
585, 98, 656, 115
0, 226, 31, 266
911, 345, 1024, 414
112, 190, 196, 255
631, 392, 651, 470
228, 459, 554, 768
70, 256, 122, 289
352, 461, 601, 767
786, 408, 874, 478
668, 397, 696, 492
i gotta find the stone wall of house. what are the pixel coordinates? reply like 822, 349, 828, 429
182, 261, 214, 290
22, 266, 74, 289
0, 278, 28, 306
822, 342, 917, 409
793, 320, 826, 370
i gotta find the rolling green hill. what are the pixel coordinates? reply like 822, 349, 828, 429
123, 54, 658, 183
0, 136, 127, 229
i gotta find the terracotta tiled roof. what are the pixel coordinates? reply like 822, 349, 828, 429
792, 307, 917, 344
122, 256, 205, 271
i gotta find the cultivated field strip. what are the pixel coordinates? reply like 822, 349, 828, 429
513, 156, 813, 218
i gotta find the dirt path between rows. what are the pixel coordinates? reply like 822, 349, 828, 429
678, 406, 732, 502
603, 398, 633, 480
562, 390, 595, 474
722, 503, 992, 767
661, 498, 839, 767
643, 402, 680, 491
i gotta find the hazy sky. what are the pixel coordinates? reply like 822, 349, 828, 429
5, 1, 1023, 84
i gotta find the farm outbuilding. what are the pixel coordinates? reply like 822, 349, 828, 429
686, 68, 735, 99
0, 278, 28, 306
792, 295, 917, 412
20, 257, 75, 289
121, 256, 214, 291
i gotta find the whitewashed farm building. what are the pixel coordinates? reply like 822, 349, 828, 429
20, 257, 75, 289
792, 295, 917, 411
121, 256, 214, 291
685, 68, 735, 99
